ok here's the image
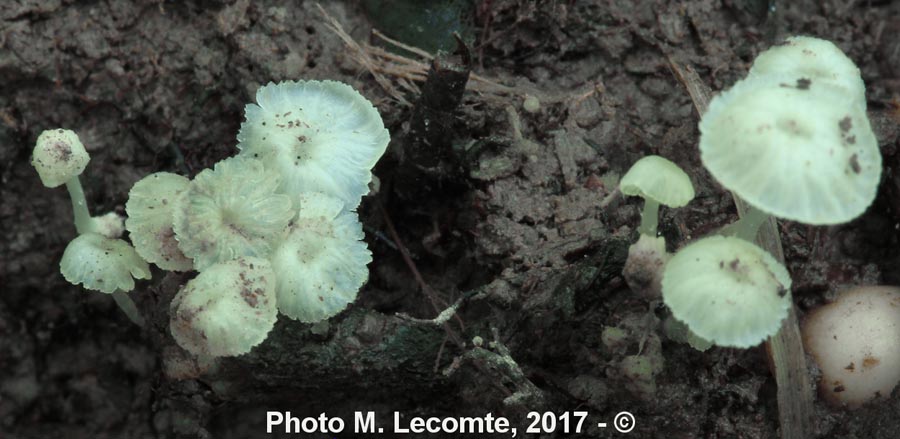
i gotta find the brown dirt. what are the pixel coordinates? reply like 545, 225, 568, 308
1, 1, 899, 438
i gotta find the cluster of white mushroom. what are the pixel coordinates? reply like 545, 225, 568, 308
154, 80, 387, 357
619, 36, 881, 348
33, 80, 389, 358
614, 36, 900, 408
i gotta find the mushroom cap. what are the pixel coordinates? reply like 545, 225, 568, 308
619, 155, 695, 207
60, 233, 151, 294
31, 129, 90, 188
270, 192, 372, 322
699, 75, 880, 225
126, 172, 193, 271
169, 257, 278, 357
749, 36, 866, 108
802, 286, 900, 409
661, 236, 792, 348
173, 156, 293, 271
236, 80, 390, 209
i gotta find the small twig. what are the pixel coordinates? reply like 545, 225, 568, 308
433, 335, 449, 374
376, 201, 466, 338
372, 29, 435, 60
396, 289, 482, 326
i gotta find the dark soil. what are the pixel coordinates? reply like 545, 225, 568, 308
1, 1, 899, 438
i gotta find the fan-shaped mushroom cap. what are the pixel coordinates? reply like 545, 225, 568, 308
60, 233, 151, 294
662, 236, 792, 348
749, 36, 865, 108
31, 129, 90, 188
173, 156, 293, 271
169, 257, 277, 357
619, 155, 695, 208
802, 286, 900, 409
700, 75, 880, 225
236, 80, 390, 209
270, 192, 372, 322
126, 172, 193, 271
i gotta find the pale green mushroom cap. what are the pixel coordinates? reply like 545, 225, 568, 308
60, 233, 151, 294
619, 155, 695, 207
236, 80, 390, 209
270, 192, 372, 322
31, 129, 90, 188
173, 156, 293, 271
169, 257, 277, 357
749, 36, 866, 108
700, 75, 880, 225
126, 172, 193, 271
661, 236, 792, 348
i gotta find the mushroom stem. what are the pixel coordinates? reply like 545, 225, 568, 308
111, 290, 145, 327
638, 199, 660, 236
733, 205, 769, 242
65, 176, 94, 235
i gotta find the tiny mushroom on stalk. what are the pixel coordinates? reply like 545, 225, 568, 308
169, 257, 278, 357
32, 129, 114, 236
619, 155, 694, 299
802, 286, 900, 409
661, 236, 792, 348
31, 128, 149, 325
619, 155, 695, 237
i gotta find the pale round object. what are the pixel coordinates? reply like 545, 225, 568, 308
700, 75, 880, 225
619, 155, 695, 207
237, 80, 390, 209
270, 192, 371, 322
802, 286, 900, 409
169, 257, 278, 357
31, 129, 90, 188
749, 36, 865, 108
661, 236, 792, 348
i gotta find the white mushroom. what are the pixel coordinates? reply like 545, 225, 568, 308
237, 80, 390, 209
661, 236, 792, 348
269, 192, 372, 322
700, 74, 880, 225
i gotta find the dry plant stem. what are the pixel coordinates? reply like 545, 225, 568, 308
668, 56, 813, 439
320, 4, 516, 106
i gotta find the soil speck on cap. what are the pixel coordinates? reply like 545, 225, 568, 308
839, 116, 853, 132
